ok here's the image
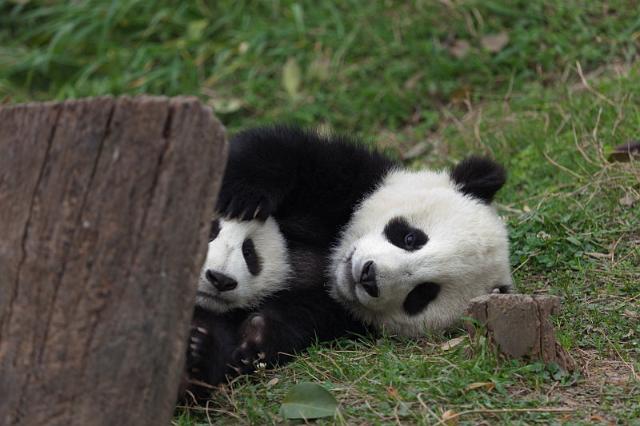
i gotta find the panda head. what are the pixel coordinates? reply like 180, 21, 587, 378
195, 217, 291, 313
330, 157, 512, 337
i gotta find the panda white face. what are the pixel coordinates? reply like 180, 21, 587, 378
330, 167, 512, 337
195, 217, 291, 313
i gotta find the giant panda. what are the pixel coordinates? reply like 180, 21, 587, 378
215, 125, 512, 344
183, 216, 365, 401
182, 217, 291, 400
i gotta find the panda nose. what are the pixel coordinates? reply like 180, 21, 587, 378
205, 269, 238, 292
358, 260, 379, 298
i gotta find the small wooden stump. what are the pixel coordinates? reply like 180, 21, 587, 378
0, 96, 227, 426
465, 294, 575, 371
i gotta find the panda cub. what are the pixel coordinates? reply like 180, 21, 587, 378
185, 216, 361, 397
216, 126, 512, 341
184, 217, 290, 396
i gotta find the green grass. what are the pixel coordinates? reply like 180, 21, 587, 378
2, 0, 639, 424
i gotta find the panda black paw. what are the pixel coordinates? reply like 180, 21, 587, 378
216, 187, 275, 221
187, 325, 213, 375
231, 314, 272, 374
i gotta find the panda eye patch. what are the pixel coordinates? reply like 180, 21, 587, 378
242, 238, 262, 276
209, 219, 221, 241
384, 217, 428, 251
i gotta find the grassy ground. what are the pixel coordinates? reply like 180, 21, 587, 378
2, 1, 639, 424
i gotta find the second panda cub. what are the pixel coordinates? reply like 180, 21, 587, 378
186, 216, 358, 393
186, 216, 291, 393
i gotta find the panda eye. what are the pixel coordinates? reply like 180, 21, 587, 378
242, 238, 262, 276
384, 217, 428, 252
404, 232, 416, 248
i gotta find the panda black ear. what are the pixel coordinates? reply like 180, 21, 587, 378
450, 156, 506, 203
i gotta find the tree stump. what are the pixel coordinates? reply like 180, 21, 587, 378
0, 96, 227, 426
465, 294, 576, 371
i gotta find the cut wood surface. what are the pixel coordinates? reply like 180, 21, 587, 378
0, 96, 227, 426
465, 294, 576, 371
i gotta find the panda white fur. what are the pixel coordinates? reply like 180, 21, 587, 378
194, 217, 291, 313
215, 126, 512, 340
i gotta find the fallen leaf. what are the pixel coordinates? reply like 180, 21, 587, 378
465, 382, 495, 392
266, 377, 279, 388
449, 40, 470, 59
187, 20, 207, 41
282, 57, 302, 98
279, 382, 337, 420
481, 32, 509, 53
308, 54, 331, 81
404, 72, 423, 90
208, 97, 244, 114
618, 193, 636, 207
238, 41, 249, 54
440, 336, 465, 351
441, 409, 459, 425
452, 85, 472, 103
402, 141, 431, 160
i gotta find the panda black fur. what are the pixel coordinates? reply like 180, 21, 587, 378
216, 126, 512, 340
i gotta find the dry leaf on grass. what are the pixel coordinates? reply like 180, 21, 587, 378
465, 382, 496, 392
441, 409, 459, 425
449, 40, 470, 59
440, 336, 466, 351
481, 32, 509, 53
282, 57, 302, 98
618, 193, 636, 207
402, 141, 431, 160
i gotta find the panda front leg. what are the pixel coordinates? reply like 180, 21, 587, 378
181, 312, 242, 402
231, 313, 285, 374
230, 302, 322, 375
179, 324, 217, 403
186, 325, 214, 378
230, 288, 361, 374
